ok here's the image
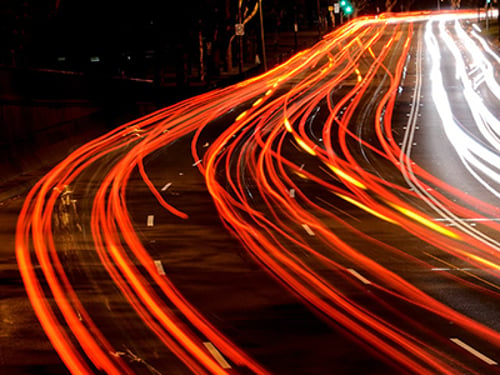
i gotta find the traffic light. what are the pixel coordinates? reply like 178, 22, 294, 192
340, 0, 354, 16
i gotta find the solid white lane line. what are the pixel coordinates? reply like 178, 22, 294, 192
431, 268, 473, 271
450, 338, 498, 365
203, 342, 231, 369
434, 217, 500, 222
347, 269, 371, 285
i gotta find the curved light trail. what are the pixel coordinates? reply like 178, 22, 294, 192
16, 10, 500, 375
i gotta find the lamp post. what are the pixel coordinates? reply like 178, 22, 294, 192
238, 3, 243, 74
258, 0, 267, 71
294, 4, 298, 51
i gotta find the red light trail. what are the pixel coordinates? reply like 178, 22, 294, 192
16, 10, 500, 374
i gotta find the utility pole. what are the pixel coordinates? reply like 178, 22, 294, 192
258, 0, 267, 71
238, 1, 243, 74
293, 4, 298, 51
486, 0, 490, 31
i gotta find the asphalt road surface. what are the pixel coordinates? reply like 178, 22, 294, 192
4, 9, 500, 375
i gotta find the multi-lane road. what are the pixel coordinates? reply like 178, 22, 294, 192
11, 10, 500, 375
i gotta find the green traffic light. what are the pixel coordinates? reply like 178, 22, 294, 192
345, 5, 353, 14
340, 0, 347, 6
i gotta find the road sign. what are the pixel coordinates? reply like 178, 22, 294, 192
334, 3, 340, 13
235, 23, 245, 36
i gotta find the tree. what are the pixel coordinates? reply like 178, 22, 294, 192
226, 0, 259, 72
352, 0, 372, 16
401, 0, 417, 11
381, 0, 416, 12
385, 0, 398, 11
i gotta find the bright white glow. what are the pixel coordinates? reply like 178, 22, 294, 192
471, 30, 500, 65
453, 20, 500, 99
425, 18, 500, 199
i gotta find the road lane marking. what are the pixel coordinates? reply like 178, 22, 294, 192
316, 196, 361, 223
302, 224, 315, 236
434, 217, 500, 222
203, 342, 231, 369
192, 159, 202, 167
154, 260, 165, 276
289, 188, 295, 198
347, 269, 371, 285
161, 182, 172, 191
431, 268, 473, 271
450, 338, 498, 365
147, 215, 154, 227
424, 252, 500, 291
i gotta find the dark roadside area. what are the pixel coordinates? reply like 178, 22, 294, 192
0, 29, 322, 202
0, 26, 322, 374
0, 11, 499, 375
2, 14, 499, 203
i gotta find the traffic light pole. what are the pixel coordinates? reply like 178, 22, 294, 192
258, 0, 267, 71
339, 1, 354, 22
238, 4, 243, 74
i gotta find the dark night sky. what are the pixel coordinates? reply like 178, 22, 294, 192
0, 0, 486, 70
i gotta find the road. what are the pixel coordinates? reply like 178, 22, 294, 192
8, 10, 500, 375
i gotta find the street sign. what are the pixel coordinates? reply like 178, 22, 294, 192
235, 23, 245, 36
334, 3, 340, 13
